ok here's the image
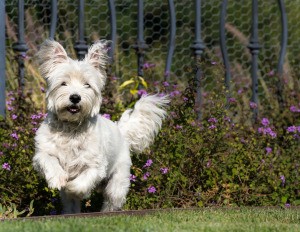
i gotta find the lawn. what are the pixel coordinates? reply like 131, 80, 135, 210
1, 207, 299, 232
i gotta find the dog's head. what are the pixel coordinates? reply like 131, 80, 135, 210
36, 40, 109, 122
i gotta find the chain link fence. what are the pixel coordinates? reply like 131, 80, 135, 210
5, 0, 300, 103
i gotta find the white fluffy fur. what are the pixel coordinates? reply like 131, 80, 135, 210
32, 40, 169, 214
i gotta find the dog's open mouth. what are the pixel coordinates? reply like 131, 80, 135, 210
67, 105, 81, 114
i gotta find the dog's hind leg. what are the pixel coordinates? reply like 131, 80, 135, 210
101, 162, 131, 212
60, 189, 81, 214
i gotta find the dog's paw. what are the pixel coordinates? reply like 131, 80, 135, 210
65, 179, 91, 198
47, 172, 68, 190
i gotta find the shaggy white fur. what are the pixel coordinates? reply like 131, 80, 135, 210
32, 40, 169, 214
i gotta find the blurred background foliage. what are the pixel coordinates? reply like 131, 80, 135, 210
4, 0, 300, 104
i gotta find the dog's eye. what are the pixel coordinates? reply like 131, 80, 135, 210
84, 83, 91, 88
61, 82, 67, 86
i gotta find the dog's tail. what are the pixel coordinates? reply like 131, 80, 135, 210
117, 94, 169, 153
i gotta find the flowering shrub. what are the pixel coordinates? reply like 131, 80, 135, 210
0, 91, 61, 215
1, 63, 299, 215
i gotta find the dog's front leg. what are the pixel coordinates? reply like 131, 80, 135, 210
33, 153, 68, 190
65, 167, 102, 198
60, 189, 81, 214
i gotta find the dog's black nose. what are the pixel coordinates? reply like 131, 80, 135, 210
69, 94, 81, 104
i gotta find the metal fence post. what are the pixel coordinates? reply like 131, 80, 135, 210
164, 0, 176, 81
49, 0, 58, 40
108, 0, 116, 61
108, 0, 117, 76
0, 0, 5, 118
277, 0, 288, 109
247, 0, 261, 121
12, 0, 29, 96
220, 0, 231, 93
74, 0, 88, 60
133, 0, 148, 78
191, 0, 205, 120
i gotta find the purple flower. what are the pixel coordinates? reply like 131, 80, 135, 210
102, 114, 111, 120
211, 61, 217, 65
11, 114, 17, 120
147, 186, 156, 193
269, 130, 277, 138
158, 93, 166, 98
2, 143, 9, 148
32, 128, 38, 133
261, 118, 270, 127
162, 81, 169, 87
160, 167, 169, 174
30, 112, 47, 120
7, 91, 14, 96
209, 125, 216, 130
41, 87, 45, 93
129, 174, 136, 182
0, 151, 3, 156
285, 203, 291, 208
258, 127, 277, 138
250, 102, 257, 109
183, 97, 188, 102
2, 162, 11, 171
143, 159, 153, 168
170, 111, 177, 118
208, 117, 218, 124
143, 62, 156, 69
143, 172, 150, 180
10, 132, 19, 140
280, 175, 285, 185
175, 125, 183, 130
190, 121, 196, 126
111, 76, 118, 81
268, 70, 275, 76
290, 105, 297, 112
137, 89, 148, 96
228, 98, 236, 103
7, 106, 14, 111
224, 116, 231, 122
206, 160, 211, 168
287, 126, 297, 133
170, 90, 181, 97
265, 147, 272, 154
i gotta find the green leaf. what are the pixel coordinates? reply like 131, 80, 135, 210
130, 89, 138, 95
138, 76, 148, 88
119, 79, 135, 89
281, 196, 288, 204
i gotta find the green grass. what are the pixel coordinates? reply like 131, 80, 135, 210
1, 208, 299, 232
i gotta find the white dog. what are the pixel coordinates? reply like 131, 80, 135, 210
32, 40, 169, 214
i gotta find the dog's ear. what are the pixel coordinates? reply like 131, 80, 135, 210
84, 40, 110, 72
36, 40, 68, 79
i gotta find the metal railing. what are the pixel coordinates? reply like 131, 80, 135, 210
1, 0, 289, 119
